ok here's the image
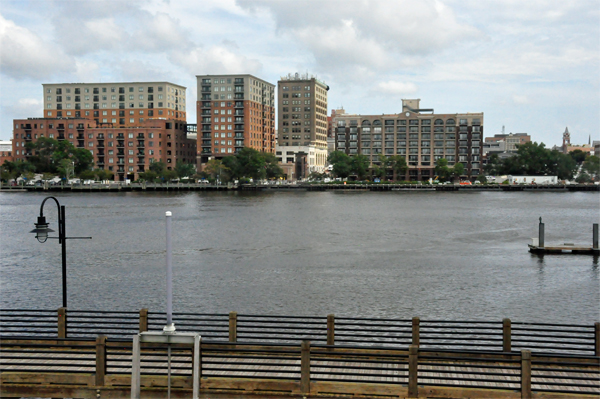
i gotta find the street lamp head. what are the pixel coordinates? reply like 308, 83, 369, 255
30, 215, 55, 243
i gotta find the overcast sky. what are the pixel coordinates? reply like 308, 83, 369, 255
1, 0, 598, 146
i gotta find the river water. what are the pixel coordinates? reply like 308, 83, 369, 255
0, 190, 598, 324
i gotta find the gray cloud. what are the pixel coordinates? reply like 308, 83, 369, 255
0, 14, 76, 80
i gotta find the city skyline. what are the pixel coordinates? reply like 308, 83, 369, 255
1, 0, 598, 147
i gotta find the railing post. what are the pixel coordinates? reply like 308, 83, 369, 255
521, 350, 532, 399
327, 314, 335, 346
300, 340, 311, 395
139, 308, 148, 333
502, 318, 512, 352
408, 345, 419, 398
412, 317, 420, 347
58, 307, 67, 338
229, 312, 237, 342
95, 335, 107, 386
595, 322, 600, 356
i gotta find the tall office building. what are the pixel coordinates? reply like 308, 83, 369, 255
275, 73, 329, 179
196, 74, 275, 164
333, 99, 483, 181
42, 82, 187, 127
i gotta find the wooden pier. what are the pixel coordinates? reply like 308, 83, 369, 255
1, 308, 599, 398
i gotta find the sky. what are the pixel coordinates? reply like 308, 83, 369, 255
1, 0, 598, 147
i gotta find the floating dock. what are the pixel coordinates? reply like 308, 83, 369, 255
529, 220, 599, 255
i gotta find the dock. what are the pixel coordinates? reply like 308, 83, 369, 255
529, 220, 599, 255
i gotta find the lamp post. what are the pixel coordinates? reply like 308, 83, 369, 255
30, 196, 91, 308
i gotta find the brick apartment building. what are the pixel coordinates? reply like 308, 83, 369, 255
196, 74, 275, 165
0, 140, 13, 165
333, 99, 484, 181
12, 81, 195, 181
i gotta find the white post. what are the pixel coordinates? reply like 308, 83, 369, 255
193, 335, 201, 399
164, 211, 175, 333
131, 334, 141, 399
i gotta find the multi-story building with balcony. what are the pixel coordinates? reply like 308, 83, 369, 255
12, 118, 196, 181
196, 74, 275, 165
42, 82, 186, 127
276, 73, 329, 178
333, 99, 483, 181
12, 81, 194, 181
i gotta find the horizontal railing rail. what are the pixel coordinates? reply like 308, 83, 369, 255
1, 308, 598, 357
1, 337, 598, 398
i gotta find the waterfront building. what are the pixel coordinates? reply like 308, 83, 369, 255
196, 74, 276, 165
484, 131, 530, 152
276, 73, 329, 179
42, 82, 186, 128
0, 140, 13, 165
333, 99, 483, 181
12, 118, 196, 181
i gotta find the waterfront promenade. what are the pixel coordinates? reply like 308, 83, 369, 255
1, 308, 599, 398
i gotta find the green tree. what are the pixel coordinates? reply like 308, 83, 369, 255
575, 172, 591, 183
435, 158, 452, 182
204, 159, 229, 182
452, 162, 465, 179
484, 153, 502, 175
374, 155, 391, 181
175, 161, 196, 179
389, 155, 408, 181
264, 153, 283, 179
25, 137, 93, 174
582, 155, 599, 179
476, 174, 488, 183
149, 161, 166, 175
94, 169, 114, 181
57, 159, 75, 180
138, 171, 158, 182
327, 151, 352, 179
221, 156, 241, 180
569, 149, 587, 164
350, 154, 370, 180
236, 148, 267, 180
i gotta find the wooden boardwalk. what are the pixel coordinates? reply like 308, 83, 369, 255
2, 346, 599, 398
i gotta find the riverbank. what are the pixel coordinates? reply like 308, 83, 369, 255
1, 182, 599, 193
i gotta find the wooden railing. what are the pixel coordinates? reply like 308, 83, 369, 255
1, 337, 598, 398
2, 308, 598, 356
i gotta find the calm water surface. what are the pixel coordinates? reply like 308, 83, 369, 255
0, 190, 598, 323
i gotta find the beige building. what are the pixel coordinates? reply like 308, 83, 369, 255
42, 82, 186, 127
196, 74, 275, 164
485, 132, 530, 152
334, 99, 483, 181
276, 73, 329, 179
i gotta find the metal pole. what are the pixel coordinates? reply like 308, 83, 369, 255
165, 211, 174, 332
593, 223, 598, 250
538, 218, 545, 248
60, 205, 67, 308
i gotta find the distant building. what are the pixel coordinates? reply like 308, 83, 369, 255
593, 140, 600, 156
333, 99, 483, 181
196, 74, 276, 165
276, 73, 329, 179
14, 81, 195, 181
12, 118, 196, 181
558, 127, 593, 155
42, 82, 187, 127
0, 140, 13, 165
484, 132, 530, 152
